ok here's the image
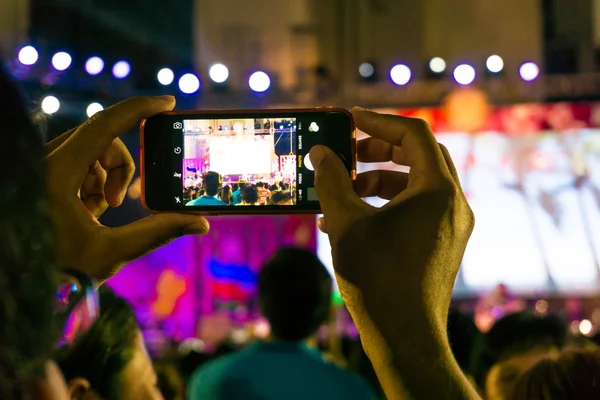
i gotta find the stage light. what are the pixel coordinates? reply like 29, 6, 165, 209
178, 73, 200, 94
579, 319, 593, 336
41, 96, 60, 114
453, 64, 476, 85
209, 63, 229, 83
429, 57, 446, 73
519, 62, 539, 82
51, 52, 72, 71
85, 57, 104, 75
112, 61, 131, 79
157, 68, 174, 85
249, 71, 271, 93
86, 102, 104, 117
486, 55, 504, 73
358, 62, 375, 78
390, 64, 411, 86
18, 46, 38, 65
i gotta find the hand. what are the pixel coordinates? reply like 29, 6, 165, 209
45, 96, 210, 283
311, 107, 476, 399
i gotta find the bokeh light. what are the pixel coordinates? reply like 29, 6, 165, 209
112, 61, 131, 79
179, 73, 201, 94
86, 102, 104, 117
51, 52, 72, 71
209, 63, 230, 83
519, 62, 540, 82
453, 64, 476, 85
249, 71, 271, 93
358, 62, 375, 78
579, 319, 593, 336
429, 57, 446, 73
389, 64, 411, 86
486, 55, 504, 73
18, 46, 39, 65
157, 68, 174, 85
85, 57, 105, 75
41, 96, 60, 114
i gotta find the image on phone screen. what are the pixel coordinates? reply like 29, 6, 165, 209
181, 117, 301, 207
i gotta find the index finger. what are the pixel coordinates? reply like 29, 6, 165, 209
59, 96, 175, 167
352, 107, 449, 180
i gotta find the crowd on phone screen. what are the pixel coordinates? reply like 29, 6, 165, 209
3, 61, 600, 400
184, 173, 295, 206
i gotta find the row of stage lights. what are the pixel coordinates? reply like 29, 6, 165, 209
360, 55, 540, 85
18, 45, 540, 97
17, 45, 271, 94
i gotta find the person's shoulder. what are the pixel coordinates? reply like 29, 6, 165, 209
320, 361, 377, 398
188, 352, 245, 392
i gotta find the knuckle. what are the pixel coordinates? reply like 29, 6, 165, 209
412, 117, 432, 132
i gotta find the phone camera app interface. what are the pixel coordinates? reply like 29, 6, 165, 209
181, 118, 298, 206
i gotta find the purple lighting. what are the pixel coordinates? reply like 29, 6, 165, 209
85, 57, 104, 76
112, 61, 131, 79
519, 62, 539, 82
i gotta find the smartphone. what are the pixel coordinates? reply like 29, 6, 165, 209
141, 108, 356, 214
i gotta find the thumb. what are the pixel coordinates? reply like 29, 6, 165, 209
103, 213, 209, 273
310, 145, 359, 231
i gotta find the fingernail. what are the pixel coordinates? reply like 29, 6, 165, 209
154, 95, 176, 103
309, 145, 327, 169
184, 219, 210, 234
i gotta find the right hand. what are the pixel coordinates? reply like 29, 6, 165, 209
311, 107, 474, 347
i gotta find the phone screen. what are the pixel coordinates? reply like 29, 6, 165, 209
142, 109, 354, 213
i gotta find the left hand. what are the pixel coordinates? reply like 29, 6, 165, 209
45, 96, 210, 282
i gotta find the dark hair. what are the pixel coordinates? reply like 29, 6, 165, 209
469, 312, 567, 389
241, 185, 259, 204
232, 183, 239, 192
0, 67, 60, 399
258, 248, 332, 341
256, 182, 264, 188
447, 310, 481, 371
511, 349, 600, 400
271, 191, 292, 205
220, 185, 232, 204
202, 171, 222, 196
269, 184, 278, 192
54, 288, 140, 398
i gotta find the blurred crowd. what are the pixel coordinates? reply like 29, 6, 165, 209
184, 173, 295, 206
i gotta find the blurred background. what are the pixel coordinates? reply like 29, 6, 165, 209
6, 0, 600, 385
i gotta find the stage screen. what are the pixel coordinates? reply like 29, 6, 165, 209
318, 105, 600, 296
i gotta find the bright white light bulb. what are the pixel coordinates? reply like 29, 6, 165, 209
519, 62, 540, 82
453, 64, 476, 85
52, 52, 72, 71
157, 68, 174, 85
41, 96, 60, 114
249, 71, 271, 93
390, 64, 411, 85
486, 55, 504, 73
179, 73, 201, 94
86, 102, 104, 117
18, 46, 39, 65
209, 64, 229, 83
